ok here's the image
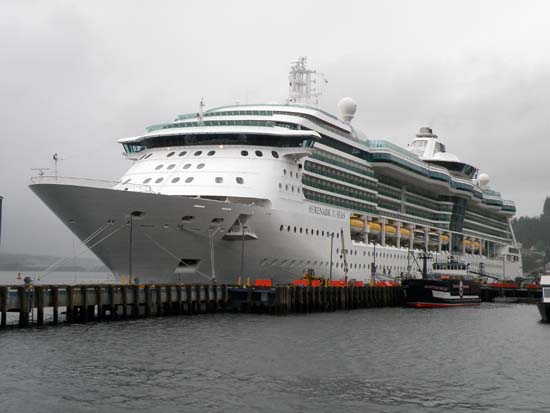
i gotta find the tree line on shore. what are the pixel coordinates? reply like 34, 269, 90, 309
512, 196, 550, 274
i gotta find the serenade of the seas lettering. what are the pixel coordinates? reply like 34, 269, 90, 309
308, 205, 346, 220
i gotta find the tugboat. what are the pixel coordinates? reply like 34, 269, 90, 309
402, 253, 481, 308
537, 274, 550, 322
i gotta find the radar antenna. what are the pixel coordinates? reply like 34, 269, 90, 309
288, 57, 326, 105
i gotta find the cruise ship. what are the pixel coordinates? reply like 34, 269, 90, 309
30, 58, 522, 284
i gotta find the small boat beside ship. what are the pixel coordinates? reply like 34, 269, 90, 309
537, 275, 550, 322
402, 254, 481, 308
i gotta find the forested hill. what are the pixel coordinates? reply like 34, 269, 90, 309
512, 196, 550, 273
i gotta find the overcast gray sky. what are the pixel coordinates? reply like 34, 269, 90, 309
1, 0, 549, 257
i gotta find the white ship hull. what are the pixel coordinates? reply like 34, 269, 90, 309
30, 180, 520, 284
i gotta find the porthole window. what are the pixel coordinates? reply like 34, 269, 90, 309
215, 177, 223, 183
207, 150, 216, 156
185, 177, 194, 183
166, 151, 175, 158
145, 154, 153, 159
194, 150, 202, 156
255, 150, 263, 157
285, 184, 288, 191
143, 178, 151, 184
178, 151, 187, 157
300, 228, 303, 234
183, 163, 191, 169
155, 164, 164, 170
283, 169, 287, 175
171, 177, 180, 183
271, 151, 279, 158
167, 164, 176, 170
290, 171, 293, 178
306, 229, 309, 235
291, 186, 294, 192
155, 178, 164, 183
294, 227, 297, 233
287, 226, 291, 232
122, 179, 131, 184
236, 177, 244, 184
197, 163, 205, 169
241, 150, 248, 156
278, 183, 282, 189
280, 225, 284, 231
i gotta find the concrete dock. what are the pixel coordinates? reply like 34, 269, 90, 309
0, 284, 404, 328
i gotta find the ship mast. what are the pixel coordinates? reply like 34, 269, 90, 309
288, 57, 325, 105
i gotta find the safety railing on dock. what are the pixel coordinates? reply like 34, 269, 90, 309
0, 284, 404, 328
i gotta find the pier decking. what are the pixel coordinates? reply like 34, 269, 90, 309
0, 284, 404, 328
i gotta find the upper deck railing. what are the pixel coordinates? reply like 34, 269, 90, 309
30, 176, 153, 193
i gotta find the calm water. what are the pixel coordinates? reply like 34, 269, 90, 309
0, 304, 548, 412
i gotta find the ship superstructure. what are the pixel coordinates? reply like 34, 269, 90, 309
30, 58, 522, 284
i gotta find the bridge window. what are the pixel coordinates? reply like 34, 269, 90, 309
167, 151, 175, 157
155, 178, 164, 183
178, 151, 187, 157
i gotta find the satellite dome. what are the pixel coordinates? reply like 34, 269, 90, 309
478, 173, 490, 187
337, 97, 357, 123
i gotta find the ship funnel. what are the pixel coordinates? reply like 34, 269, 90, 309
416, 127, 438, 139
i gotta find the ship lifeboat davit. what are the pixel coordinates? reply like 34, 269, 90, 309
413, 228, 425, 243
473, 241, 481, 251
368, 222, 381, 235
350, 218, 365, 234
399, 227, 411, 238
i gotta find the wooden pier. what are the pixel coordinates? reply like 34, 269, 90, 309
0, 284, 404, 328
480, 285, 541, 303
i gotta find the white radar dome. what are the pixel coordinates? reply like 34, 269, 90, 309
478, 173, 490, 187
337, 97, 357, 123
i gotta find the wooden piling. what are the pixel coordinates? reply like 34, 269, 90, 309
108, 285, 115, 319
156, 286, 162, 316
18, 287, 29, 327
95, 286, 103, 319
144, 285, 152, 317
132, 285, 139, 317
121, 285, 128, 318
66, 286, 74, 323
176, 285, 183, 315
36, 286, 44, 326
166, 285, 172, 315
1, 286, 8, 328
80, 286, 88, 322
